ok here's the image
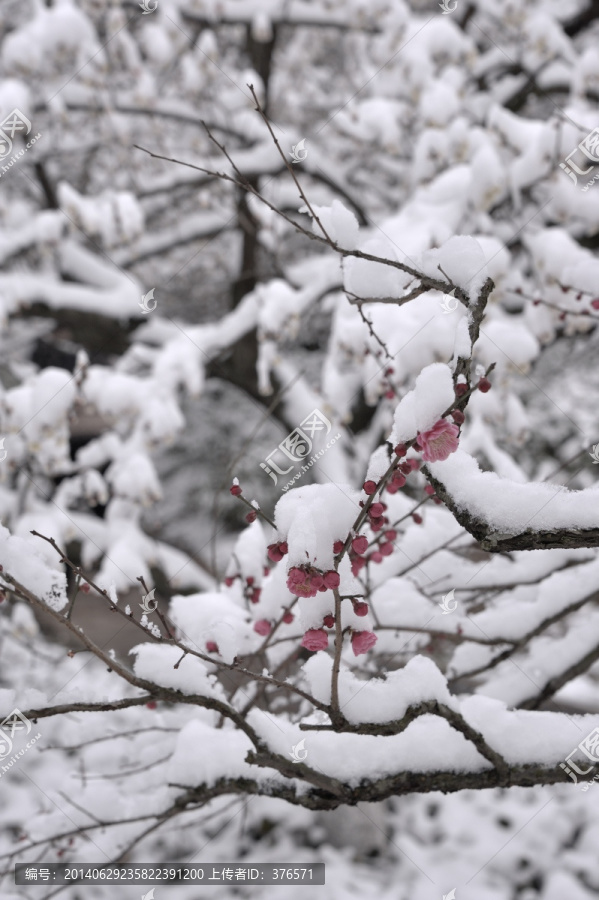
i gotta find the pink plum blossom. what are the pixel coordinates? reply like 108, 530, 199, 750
301, 629, 329, 651
351, 630, 378, 656
415, 419, 460, 462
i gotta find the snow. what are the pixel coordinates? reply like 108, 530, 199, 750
169, 591, 252, 665
301, 199, 360, 250
275, 483, 361, 571
130, 643, 226, 698
389, 363, 455, 444
302, 654, 456, 724
0, 526, 67, 610
429, 449, 599, 534
417, 236, 489, 303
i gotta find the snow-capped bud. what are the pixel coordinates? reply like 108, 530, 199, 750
455, 382, 468, 397
478, 377, 491, 393
254, 619, 272, 636
230, 484, 242, 496
363, 480, 377, 495
206, 641, 219, 653
279, 541, 288, 555
323, 614, 335, 628
353, 601, 369, 616
394, 443, 407, 457
333, 540, 345, 554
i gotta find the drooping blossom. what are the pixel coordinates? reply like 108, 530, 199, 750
301, 629, 329, 651
351, 630, 378, 656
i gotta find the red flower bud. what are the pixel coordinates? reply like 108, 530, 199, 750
324, 570, 340, 589
363, 480, 377, 495
230, 484, 242, 496
353, 601, 369, 616
351, 535, 369, 555
394, 443, 407, 458
478, 377, 491, 393
451, 409, 465, 425
323, 614, 335, 628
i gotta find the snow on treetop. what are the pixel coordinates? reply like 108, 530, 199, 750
429, 448, 599, 534
274, 483, 361, 571
389, 362, 455, 445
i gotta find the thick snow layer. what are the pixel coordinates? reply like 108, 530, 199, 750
417, 236, 489, 302
302, 654, 456, 724
429, 449, 599, 534
275, 483, 361, 571
169, 591, 252, 665
168, 719, 255, 786
0, 525, 67, 610
389, 363, 455, 444
130, 643, 226, 698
